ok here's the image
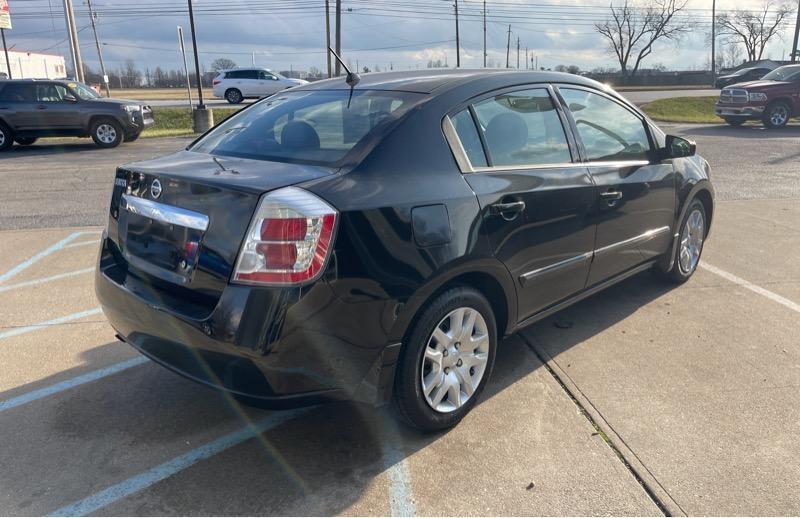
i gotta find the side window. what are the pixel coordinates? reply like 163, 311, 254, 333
259, 70, 277, 80
560, 88, 650, 162
243, 70, 259, 80
450, 109, 487, 167
36, 84, 64, 102
471, 88, 572, 167
0, 83, 34, 102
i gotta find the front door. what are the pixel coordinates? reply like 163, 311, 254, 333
557, 87, 676, 285
449, 86, 597, 321
33, 83, 82, 130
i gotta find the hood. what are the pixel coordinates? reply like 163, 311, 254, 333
87, 97, 149, 106
728, 80, 789, 90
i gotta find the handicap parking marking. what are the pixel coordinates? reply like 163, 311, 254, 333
0, 308, 102, 341
49, 407, 317, 517
0, 267, 95, 294
701, 262, 800, 314
0, 356, 149, 413
0, 231, 96, 285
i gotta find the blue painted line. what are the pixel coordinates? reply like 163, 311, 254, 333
50, 407, 314, 517
0, 308, 103, 341
0, 356, 149, 413
61, 240, 100, 250
384, 440, 416, 517
0, 232, 82, 285
0, 268, 95, 294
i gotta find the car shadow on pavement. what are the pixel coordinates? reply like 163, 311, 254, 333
0, 272, 677, 515
3, 141, 107, 156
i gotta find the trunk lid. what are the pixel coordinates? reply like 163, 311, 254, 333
107, 150, 336, 314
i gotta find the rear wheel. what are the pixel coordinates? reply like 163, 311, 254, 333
14, 136, 37, 145
225, 88, 243, 104
657, 199, 707, 283
762, 101, 790, 129
723, 117, 745, 127
90, 118, 123, 148
393, 286, 497, 431
0, 123, 12, 151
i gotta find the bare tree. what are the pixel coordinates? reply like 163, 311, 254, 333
716, 1, 792, 62
595, 0, 690, 79
210, 58, 237, 72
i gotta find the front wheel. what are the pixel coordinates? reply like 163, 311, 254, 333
393, 286, 497, 431
762, 101, 791, 129
657, 199, 707, 283
90, 118, 123, 148
0, 123, 13, 151
225, 88, 243, 104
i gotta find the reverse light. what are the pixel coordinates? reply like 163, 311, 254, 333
748, 92, 767, 102
233, 187, 337, 286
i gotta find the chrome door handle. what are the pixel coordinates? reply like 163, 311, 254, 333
489, 200, 526, 219
600, 190, 623, 201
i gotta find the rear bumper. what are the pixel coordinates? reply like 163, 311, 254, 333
95, 235, 400, 406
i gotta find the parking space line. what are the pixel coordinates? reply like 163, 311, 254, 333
383, 440, 416, 517
0, 232, 83, 285
0, 308, 102, 340
0, 268, 95, 294
62, 240, 100, 250
701, 262, 800, 313
49, 407, 315, 517
0, 357, 149, 413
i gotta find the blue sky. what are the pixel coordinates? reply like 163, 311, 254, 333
4, 0, 797, 74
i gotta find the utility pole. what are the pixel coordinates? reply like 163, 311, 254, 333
516, 36, 520, 68
525, 47, 528, 69
505, 25, 511, 68
325, 0, 332, 77
335, 0, 341, 76
1, 30, 10, 79
482, 0, 486, 67
186, 0, 212, 132
454, 0, 460, 67
86, 0, 110, 96
791, 0, 800, 62
62, 0, 83, 82
251, 52, 255, 66
711, 0, 717, 85
177, 26, 193, 111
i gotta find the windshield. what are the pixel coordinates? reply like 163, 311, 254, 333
68, 82, 100, 100
762, 66, 800, 82
190, 89, 426, 165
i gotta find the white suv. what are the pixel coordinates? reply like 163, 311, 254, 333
212, 68, 308, 104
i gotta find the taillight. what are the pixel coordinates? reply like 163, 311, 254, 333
233, 187, 337, 286
212, 79, 221, 86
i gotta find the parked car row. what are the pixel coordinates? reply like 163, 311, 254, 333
715, 64, 800, 128
0, 79, 154, 150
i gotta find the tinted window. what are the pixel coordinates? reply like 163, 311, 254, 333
560, 89, 650, 162
35, 84, 70, 102
451, 109, 487, 167
226, 70, 258, 79
191, 90, 424, 165
0, 83, 34, 102
258, 70, 277, 80
471, 88, 571, 167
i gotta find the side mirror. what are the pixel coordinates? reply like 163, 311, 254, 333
661, 134, 696, 159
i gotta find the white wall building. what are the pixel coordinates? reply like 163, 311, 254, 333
0, 50, 67, 79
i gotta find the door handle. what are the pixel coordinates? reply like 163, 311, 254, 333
489, 200, 526, 219
35, 105, 47, 110
600, 190, 623, 201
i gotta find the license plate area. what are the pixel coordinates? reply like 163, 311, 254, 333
119, 194, 209, 284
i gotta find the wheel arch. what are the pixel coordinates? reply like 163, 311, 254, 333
661, 179, 715, 272
88, 113, 125, 131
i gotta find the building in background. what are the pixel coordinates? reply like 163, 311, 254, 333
0, 50, 66, 79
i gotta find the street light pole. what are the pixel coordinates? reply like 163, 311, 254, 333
177, 26, 193, 111
86, 0, 110, 96
335, 0, 341, 76
186, 0, 204, 108
1, 29, 10, 79
791, 0, 800, 62
62, 0, 83, 81
325, 0, 332, 77
711, 0, 717, 85
454, 0, 460, 67
505, 25, 511, 68
482, 0, 486, 67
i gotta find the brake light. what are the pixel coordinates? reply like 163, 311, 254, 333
212, 79, 221, 86
233, 187, 338, 286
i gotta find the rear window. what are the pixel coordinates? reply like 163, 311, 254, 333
190, 89, 425, 165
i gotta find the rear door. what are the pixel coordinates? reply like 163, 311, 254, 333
447, 86, 597, 322
556, 86, 675, 285
0, 82, 37, 130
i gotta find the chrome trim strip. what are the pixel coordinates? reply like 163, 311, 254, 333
121, 194, 209, 231
595, 225, 671, 256
519, 252, 592, 285
442, 115, 476, 173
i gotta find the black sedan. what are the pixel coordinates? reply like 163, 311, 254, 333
714, 67, 771, 89
96, 70, 714, 431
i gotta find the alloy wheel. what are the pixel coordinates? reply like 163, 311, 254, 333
420, 307, 490, 413
96, 123, 117, 144
679, 208, 704, 275
0, 131, 5, 147
770, 106, 789, 127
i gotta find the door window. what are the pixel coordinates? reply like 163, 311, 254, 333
258, 70, 278, 80
35, 84, 69, 102
471, 88, 571, 167
560, 88, 650, 162
450, 109, 487, 167
0, 83, 35, 102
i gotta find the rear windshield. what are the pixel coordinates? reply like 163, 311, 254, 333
190, 89, 425, 165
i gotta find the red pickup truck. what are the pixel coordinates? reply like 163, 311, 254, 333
715, 64, 800, 128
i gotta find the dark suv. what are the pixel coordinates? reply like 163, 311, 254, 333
0, 79, 154, 150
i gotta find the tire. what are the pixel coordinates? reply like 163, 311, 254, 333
90, 118, 123, 148
393, 286, 497, 432
124, 132, 141, 142
0, 123, 13, 151
14, 136, 37, 145
657, 199, 707, 284
225, 88, 243, 104
762, 101, 791, 129
723, 117, 745, 127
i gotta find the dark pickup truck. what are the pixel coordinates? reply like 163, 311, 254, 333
715, 64, 800, 128
0, 79, 154, 150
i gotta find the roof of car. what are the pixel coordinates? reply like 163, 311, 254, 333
296, 68, 605, 94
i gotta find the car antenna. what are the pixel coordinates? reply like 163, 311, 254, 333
328, 47, 360, 108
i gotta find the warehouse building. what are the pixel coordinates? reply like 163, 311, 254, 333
0, 50, 67, 79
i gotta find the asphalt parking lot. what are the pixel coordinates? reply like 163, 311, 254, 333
1, 123, 799, 515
